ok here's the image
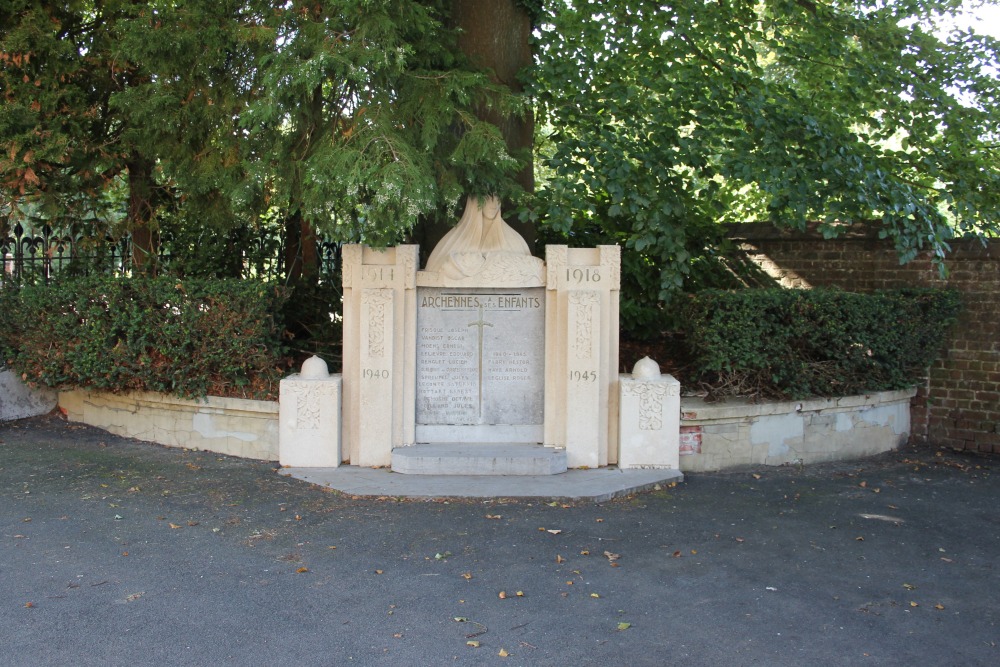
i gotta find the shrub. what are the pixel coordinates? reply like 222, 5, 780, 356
0, 276, 289, 399
682, 288, 961, 399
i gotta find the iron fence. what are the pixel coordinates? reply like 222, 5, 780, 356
2, 221, 342, 284
1, 222, 130, 283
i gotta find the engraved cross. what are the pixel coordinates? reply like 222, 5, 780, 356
467, 305, 493, 418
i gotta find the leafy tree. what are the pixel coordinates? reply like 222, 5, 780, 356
4, 0, 998, 324
1, 1, 526, 280
0, 0, 256, 273
530, 0, 1000, 332
235, 0, 525, 281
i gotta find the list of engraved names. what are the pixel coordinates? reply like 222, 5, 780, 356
416, 288, 544, 426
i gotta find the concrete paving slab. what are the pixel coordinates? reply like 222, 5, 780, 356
280, 464, 684, 501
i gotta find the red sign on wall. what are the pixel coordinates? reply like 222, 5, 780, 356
679, 426, 702, 456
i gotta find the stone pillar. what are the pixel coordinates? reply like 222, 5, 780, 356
618, 358, 681, 469
279, 356, 342, 467
544, 245, 620, 468
342, 244, 418, 466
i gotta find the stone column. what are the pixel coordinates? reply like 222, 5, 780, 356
544, 245, 621, 468
618, 357, 681, 469
279, 356, 342, 467
342, 244, 418, 466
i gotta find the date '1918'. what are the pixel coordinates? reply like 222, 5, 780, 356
565, 267, 601, 284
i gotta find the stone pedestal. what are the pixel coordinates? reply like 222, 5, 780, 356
618, 361, 681, 469
342, 245, 418, 467
544, 245, 621, 468
279, 357, 342, 467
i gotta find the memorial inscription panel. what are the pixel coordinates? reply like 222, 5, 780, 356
416, 287, 544, 441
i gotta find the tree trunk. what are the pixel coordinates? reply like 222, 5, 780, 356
283, 207, 318, 285
126, 154, 158, 276
450, 0, 534, 196
412, 0, 535, 260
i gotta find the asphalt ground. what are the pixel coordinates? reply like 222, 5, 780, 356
2, 414, 998, 666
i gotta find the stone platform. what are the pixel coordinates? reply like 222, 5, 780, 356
279, 465, 683, 502
390, 443, 567, 476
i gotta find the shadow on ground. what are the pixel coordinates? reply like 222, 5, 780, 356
2, 415, 997, 666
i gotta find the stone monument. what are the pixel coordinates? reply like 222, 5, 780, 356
304, 195, 680, 475
337, 196, 623, 472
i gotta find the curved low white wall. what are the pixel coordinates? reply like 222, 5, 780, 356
55, 386, 916, 472
677, 389, 916, 472
59, 389, 278, 461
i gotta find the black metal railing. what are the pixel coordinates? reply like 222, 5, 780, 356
1, 222, 130, 283
2, 221, 342, 284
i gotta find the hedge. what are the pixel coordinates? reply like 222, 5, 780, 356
682, 288, 961, 399
0, 276, 289, 400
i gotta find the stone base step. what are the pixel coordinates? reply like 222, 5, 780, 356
391, 443, 567, 476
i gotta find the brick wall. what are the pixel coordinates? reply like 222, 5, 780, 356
728, 222, 1000, 453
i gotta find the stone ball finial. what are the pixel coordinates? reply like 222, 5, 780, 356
632, 356, 661, 379
300, 355, 330, 380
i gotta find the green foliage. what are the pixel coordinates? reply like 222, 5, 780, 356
530, 0, 1000, 308
682, 288, 962, 399
0, 277, 289, 399
0, 1, 525, 266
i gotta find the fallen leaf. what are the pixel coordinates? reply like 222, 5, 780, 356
374, 569, 384, 575
604, 551, 621, 562
855, 537, 865, 541
546, 529, 562, 535
168, 523, 182, 529
672, 550, 682, 558
595, 518, 604, 523
909, 601, 919, 607
859, 481, 867, 488
580, 550, 590, 556
187, 521, 199, 526
125, 592, 144, 603
498, 648, 509, 657
590, 593, 600, 598
296, 567, 309, 573
515, 591, 524, 597
467, 640, 480, 648
556, 554, 566, 563
752, 474, 761, 480
735, 537, 745, 543
691, 549, 698, 555
461, 572, 473, 580
902, 583, 916, 590
566, 581, 574, 585
393, 633, 403, 638
498, 591, 507, 599
940, 557, 953, 563
485, 514, 502, 520
617, 622, 632, 631
121, 551, 128, 557
24, 602, 34, 608
934, 603, 945, 610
